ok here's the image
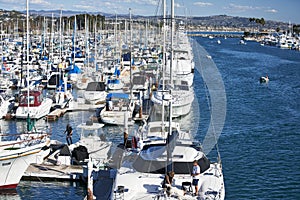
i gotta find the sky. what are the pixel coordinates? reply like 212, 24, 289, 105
0, 0, 299, 24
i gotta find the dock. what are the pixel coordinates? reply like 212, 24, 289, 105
45, 102, 103, 121
22, 163, 84, 182
187, 33, 243, 38
46, 109, 67, 121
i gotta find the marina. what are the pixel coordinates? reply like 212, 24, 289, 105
0, 0, 299, 200
0, 0, 225, 198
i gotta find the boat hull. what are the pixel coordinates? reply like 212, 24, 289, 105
15, 99, 53, 119
0, 142, 48, 189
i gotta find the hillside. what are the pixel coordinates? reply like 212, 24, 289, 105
0, 9, 295, 33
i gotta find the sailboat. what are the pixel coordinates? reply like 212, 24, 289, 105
15, 0, 52, 120
15, 90, 53, 119
0, 126, 50, 189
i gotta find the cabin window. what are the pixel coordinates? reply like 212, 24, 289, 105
20, 95, 34, 105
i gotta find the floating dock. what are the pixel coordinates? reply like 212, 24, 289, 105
46, 109, 67, 121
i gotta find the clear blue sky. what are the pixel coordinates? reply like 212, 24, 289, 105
1, 0, 299, 24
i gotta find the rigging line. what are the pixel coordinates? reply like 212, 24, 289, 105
191, 38, 222, 164
154, 0, 162, 18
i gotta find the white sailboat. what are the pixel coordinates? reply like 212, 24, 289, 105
0, 130, 50, 189
15, 0, 52, 120
83, 81, 107, 105
15, 90, 53, 119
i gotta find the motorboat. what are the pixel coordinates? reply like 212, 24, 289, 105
15, 90, 53, 119
100, 93, 135, 125
151, 79, 194, 118
260, 76, 269, 83
50, 121, 112, 166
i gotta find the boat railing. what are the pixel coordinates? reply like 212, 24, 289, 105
0, 133, 49, 148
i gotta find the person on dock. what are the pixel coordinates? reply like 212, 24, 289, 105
64, 124, 73, 145
191, 160, 201, 196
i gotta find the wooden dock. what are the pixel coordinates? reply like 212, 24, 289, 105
45, 102, 103, 121
22, 163, 84, 182
46, 109, 67, 121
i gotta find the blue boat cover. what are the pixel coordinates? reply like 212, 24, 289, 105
106, 93, 129, 100
66, 65, 81, 74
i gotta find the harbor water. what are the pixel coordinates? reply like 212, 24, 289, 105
1, 36, 299, 199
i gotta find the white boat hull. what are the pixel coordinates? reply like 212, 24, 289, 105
100, 110, 133, 126
15, 99, 53, 119
84, 92, 106, 105
0, 142, 49, 189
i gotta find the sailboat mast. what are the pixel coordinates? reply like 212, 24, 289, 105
26, 0, 30, 109
51, 13, 54, 61
167, 0, 175, 175
161, 0, 166, 153
170, 0, 174, 84
129, 8, 133, 100
59, 9, 62, 88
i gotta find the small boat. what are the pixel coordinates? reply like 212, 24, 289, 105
217, 39, 221, 44
239, 39, 246, 45
260, 76, 269, 83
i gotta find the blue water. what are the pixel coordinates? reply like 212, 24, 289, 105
193, 37, 300, 199
1, 37, 300, 199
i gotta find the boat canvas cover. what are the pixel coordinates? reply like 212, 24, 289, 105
133, 149, 210, 174
106, 93, 129, 100
86, 82, 105, 91
48, 74, 60, 87
132, 76, 147, 85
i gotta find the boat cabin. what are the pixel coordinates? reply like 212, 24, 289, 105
19, 91, 43, 107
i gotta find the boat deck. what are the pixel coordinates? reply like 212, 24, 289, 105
22, 163, 84, 182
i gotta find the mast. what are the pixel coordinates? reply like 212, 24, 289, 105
73, 15, 76, 66
51, 13, 54, 61
129, 8, 133, 100
26, 0, 29, 109
167, 0, 175, 175
59, 9, 62, 88
161, 0, 166, 158
170, 0, 174, 84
